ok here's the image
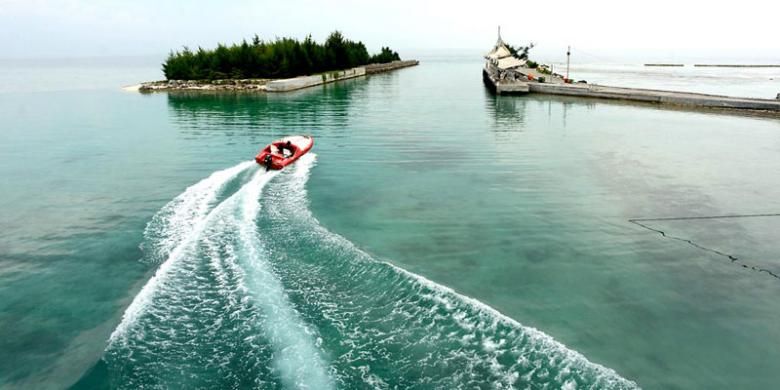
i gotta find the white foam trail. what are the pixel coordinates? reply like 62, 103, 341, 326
269, 153, 638, 389
143, 161, 254, 262
235, 159, 334, 390
387, 264, 636, 388
108, 160, 332, 388
108, 161, 259, 345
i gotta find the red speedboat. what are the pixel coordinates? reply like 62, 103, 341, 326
255, 135, 314, 170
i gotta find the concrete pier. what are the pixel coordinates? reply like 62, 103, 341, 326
482, 69, 530, 94
483, 70, 780, 113
527, 83, 780, 112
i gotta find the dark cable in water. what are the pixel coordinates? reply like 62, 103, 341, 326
630, 213, 780, 222
628, 213, 780, 280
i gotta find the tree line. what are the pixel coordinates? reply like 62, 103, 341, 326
506, 43, 534, 60
162, 31, 401, 80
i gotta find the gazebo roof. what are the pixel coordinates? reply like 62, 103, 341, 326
485, 44, 512, 60
497, 56, 527, 70
485, 26, 519, 62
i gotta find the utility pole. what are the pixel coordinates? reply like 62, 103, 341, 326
566, 45, 571, 81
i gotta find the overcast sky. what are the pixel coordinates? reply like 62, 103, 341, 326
1, 0, 779, 61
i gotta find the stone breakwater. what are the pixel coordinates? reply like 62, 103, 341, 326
137, 60, 419, 93
139, 78, 271, 92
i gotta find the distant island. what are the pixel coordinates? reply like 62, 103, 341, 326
138, 31, 418, 92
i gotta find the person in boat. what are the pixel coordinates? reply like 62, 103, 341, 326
281, 141, 294, 157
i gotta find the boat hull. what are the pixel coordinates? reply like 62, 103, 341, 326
255, 135, 314, 170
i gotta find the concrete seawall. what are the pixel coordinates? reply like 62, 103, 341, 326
482, 69, 530, 94
526, 83, 780, 112
483, 70, 780, 113
365, 60, 420, 74
266, 60, 419, 92
265, 67, 366, 92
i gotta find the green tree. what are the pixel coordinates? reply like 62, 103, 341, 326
161, 31, 402, 80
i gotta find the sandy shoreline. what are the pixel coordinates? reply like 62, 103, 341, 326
121, 84, 141, 92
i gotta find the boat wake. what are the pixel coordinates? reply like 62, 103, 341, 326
106, 160, 331, 389
103, 157, 638, 389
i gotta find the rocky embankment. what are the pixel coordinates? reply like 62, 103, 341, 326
137, 60, 419, 93
139, 78, 271, 92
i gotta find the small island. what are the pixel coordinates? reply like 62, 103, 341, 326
139, 31, 418, 92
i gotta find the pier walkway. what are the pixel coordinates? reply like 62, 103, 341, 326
484, 70, 780, 113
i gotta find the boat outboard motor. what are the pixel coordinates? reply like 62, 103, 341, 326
263, 154, 273, 171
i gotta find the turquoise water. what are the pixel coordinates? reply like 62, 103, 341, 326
1, 56, 780, 389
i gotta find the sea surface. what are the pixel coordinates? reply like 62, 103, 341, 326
1, 55, 780, 389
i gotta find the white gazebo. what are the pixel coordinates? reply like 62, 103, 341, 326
484, 27, 527, 71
